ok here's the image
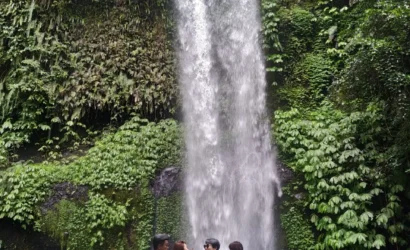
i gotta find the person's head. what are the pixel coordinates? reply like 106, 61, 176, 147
204, 238, 220, 250
153, 234, 170, 250
229, 241, 243, 250
174, 240, 188, 250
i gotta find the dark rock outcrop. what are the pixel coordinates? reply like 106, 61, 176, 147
151, 167, 182, 198
41, 182, 89, 214
277, 161, 295, 185
0, 219, 59, 250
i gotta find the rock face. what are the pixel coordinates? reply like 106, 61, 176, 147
41, 182, 89, 214
151, 167, 182, 198
278, 161, 295, 185
0, 219, 59, 250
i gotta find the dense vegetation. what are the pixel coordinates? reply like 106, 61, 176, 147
263, 0, 410, 249
0, 116, 182, 249
0, 0, 409, 249
0, 0, 183, 249
0, 0, 176, 165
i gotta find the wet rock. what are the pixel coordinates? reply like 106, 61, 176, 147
151, 167, 182, 198
41, 182, 89, 214
278, 161, 294, 185
294, 193, 305, 200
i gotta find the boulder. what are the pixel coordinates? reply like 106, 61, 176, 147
151, 167, 183, 198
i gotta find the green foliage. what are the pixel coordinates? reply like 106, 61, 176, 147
280, 183, 315, 250
276, 7, 316, 67
279, 53, 334, 108
335, 1, 410, 104
274, 103, 409, 249
58, 117, 182, 189
85, 193, 128, 246
133, 186, 155, 250
333, 0, 410, 178
281, 206, 315, 250
262, 2, 317, 106
156, 193, 186, 241
0, 0, 70, 163
262, 0, 282, 74
0, 164, 55, 227
64, 6, 176, 121
0, 117, 182, 249
0, 0, 177, 163
0, 140, 9, 168
267, 1, 410, 248
39, 200, 92, 250
39, 194, 130, 250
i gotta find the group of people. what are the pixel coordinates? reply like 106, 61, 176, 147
153, 234, 243, 250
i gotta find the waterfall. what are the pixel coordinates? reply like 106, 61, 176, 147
174, 0, 280, 249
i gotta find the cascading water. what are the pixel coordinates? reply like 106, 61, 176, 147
175, 0, 280, 249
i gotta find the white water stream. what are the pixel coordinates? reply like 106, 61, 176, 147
174, 0, 280, 249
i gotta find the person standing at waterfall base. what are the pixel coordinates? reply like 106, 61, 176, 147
229, 241, 243, 250
174, 240, 191, 250
152, 234, 170, 250
204, 238, 220, 250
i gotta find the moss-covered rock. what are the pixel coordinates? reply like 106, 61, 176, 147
279, 182, 315, 250
0, 117, 183, 249
156, 193, 186, 241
